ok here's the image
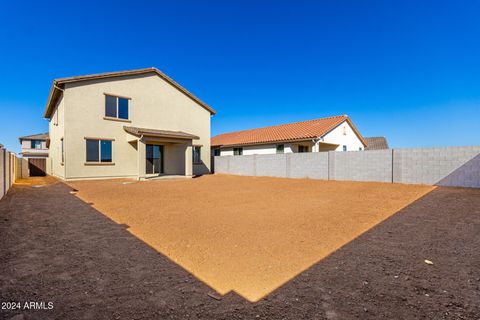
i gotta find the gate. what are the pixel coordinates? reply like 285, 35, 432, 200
28, 158, 46, 176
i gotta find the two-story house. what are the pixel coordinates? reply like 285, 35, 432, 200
19, 133, 49, 176
43, 68, 215, 181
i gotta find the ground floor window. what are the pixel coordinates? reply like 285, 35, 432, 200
86, 139, 112, 162
193, 146, 202, 164
298, 145, 309, 153
276, 144, 284, 154
213, 149, 220, 156
233, 147, 243, 155
146, 144, 163, 174
343, 145, 347, 151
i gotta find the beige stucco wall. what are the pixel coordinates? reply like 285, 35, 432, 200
20, 140, 49, 159
52, 73, 211, 180
21, 139, 48, 151
48, 95, 65, 179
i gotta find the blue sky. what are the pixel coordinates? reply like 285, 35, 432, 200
0, 1, 479, 153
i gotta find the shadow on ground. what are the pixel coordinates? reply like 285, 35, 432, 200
0, 180, 479, 319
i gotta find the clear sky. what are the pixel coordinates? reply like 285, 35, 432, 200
1, 1, 479, 153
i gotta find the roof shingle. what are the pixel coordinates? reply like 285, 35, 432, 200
364, 137, 389, 150
19, 133, 49, 141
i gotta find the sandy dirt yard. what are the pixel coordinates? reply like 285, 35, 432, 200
67, 175, 433, 302
1, 175, 479, 320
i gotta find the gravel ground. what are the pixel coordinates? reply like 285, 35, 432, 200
0, 175, 479, 319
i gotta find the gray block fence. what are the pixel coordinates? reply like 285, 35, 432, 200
214, 146, 480, 188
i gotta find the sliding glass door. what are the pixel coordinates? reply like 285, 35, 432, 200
146, 144, 164, 174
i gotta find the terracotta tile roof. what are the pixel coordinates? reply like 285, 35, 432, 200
212, 115, 364, 147
365, 137, 389, 150
124, 126, 199, 140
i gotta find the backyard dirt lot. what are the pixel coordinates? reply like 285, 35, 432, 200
0, 175, 479, 319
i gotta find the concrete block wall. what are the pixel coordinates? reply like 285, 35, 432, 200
288, 152, 328, 179
0, 148, 21, 201
214, 146, 480, 188
15, 157, 29, 180
0, 148, 4, 199
256, 154, 287, 177
393, 146, 480, 188
330, 149, 393, 182
229, 155, 256, 176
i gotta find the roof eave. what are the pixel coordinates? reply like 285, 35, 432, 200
43, 68, 216, 118
142, 133, 200, 140
214, 137, 316, 148
43, 81, 62, 119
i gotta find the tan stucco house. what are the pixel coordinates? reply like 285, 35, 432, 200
44, 68, 215, 181
19, 133, 49, 159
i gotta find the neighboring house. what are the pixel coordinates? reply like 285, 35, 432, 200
364, 136, 389, 150
19, 133, 49, 176
211, 115, 366, 156
19, 133, 49, 158
43, 68, 215, 181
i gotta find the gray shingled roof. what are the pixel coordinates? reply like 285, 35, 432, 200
364, 137, 389, 150
19, 132, 49, 141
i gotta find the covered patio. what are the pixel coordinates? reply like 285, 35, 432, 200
124, 126, 199, 180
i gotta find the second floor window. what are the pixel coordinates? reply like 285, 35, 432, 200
31, 140, 42, 149
105, 95, 129, 120
86, 139, 112, 163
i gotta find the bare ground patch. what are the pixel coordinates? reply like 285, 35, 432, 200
0, 175, 479, 319
67, 175, 433, 302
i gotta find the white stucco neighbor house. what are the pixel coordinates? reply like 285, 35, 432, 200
43, 68, 215, 181
211, 115, 366, 156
